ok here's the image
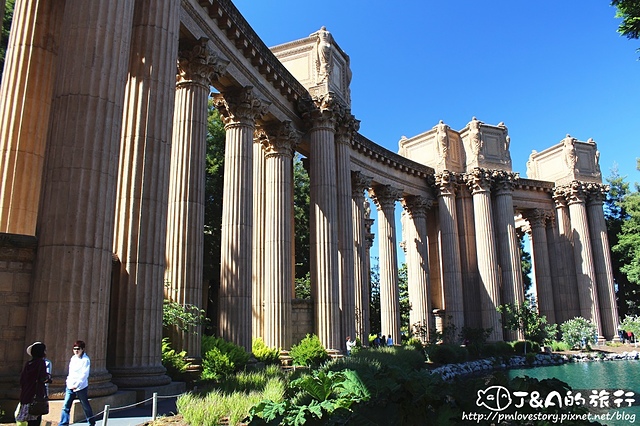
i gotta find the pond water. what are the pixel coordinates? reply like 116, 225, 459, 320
508, 361, 640, 426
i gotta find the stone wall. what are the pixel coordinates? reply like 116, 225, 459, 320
291, 299, 314, 345
0, 233, 36, 400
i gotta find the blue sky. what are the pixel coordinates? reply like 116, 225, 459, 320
234, 1, 639, 182
233, 1, 640, 268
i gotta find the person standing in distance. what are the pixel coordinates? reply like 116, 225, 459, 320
59, 340, 96, 426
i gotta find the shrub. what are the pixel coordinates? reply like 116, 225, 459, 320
201, 336, 250, 381
560, 317, 598, 350
161, 337, 190, 380
482, 341, 514, 357
289, 334, 329, 366
252, 337, 280, 365
512, 340, 540, 354
404, 336, 424, 351
550, 340, 572, 351
428, 344, 468, 364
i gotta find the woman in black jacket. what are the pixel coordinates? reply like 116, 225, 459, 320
16, 342, 51, 426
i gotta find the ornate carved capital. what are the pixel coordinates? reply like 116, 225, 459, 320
552, 186, 568, 209
525, 208, 548, 229
565, 181, 587, 205
402, 195, 433, 219
434, 170, 458, 197
585, 182, 608, 206
491, 170, 519, 195
335, 111, 360, 146
212, 86, 270, 127
369, 185, 402, 211
255, 121, 300, 159
177, 38, 229, 87
298, 92, 345, 131
351, 171, 372, 198
464, 168, 493, 194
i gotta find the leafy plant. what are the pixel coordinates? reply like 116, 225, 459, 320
560, 317, 598, 350
620, 314, 640, 347
161, 337, 190, 380
253, 337, 281, 365
248, 369, 370, 425
459, 326, 492, 358
289, 334, 329, 367
498, 300, 557, 353
427, 344, 468, 364
201, 336, 250, 381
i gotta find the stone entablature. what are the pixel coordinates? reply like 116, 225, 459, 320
399, 118, 512, 173
526, 135, 602, 184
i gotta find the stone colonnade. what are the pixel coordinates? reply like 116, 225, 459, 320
0, 0, 620, 405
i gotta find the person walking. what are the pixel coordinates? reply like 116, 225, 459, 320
16, 342, 51, 426
59, 340, 96, 426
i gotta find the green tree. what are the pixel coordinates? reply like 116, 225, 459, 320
612, 0, 640, 53
497, 300, 557, 353
369, 259, 381, 334
293, 155, 310, 281
613, 191, 640, 294
605, 167, 639, 316
560, 317, 598, 350
398, 263, 410, 337
203, 102, 226, 331
519, 234, 533, 294
1, 0, 15, 79
620, 314, 640, 347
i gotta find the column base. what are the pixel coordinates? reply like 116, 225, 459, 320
109, 365, 171, 388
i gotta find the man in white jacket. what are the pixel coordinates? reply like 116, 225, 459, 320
59, 340, 96, 426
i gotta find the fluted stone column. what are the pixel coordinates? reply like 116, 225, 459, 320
553, 189, 581, 320
566, 182, 603, 336
403, 195, 434, 341
25, 1, 135, 396
526, 209, 556, 325
164, 40, 227, 364
300, 94, 342, 351
255, 122, 299, 349
0, 0, 63, 235
586, 184, 619, 340
492, 172, 525, 318
545, 215, 566, 324
465, 168, 503, 342
435, 171, 465, 333
369, 185, 402, 346
352, 172, 372, 344
336, 113, 359, 347
109, 0, 180, 387
427, 208, 443, 311
252, 121, 267, 341
363, 208, 375, 341
456, 181, 480, 328
213, 87, 269, 351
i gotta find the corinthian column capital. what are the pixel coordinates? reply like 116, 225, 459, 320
585, 182, 608, 206
335, 111, 360, 146
255, 121, 300, 159
464, 168, 493, 194
351, 171, 372, 197
434, 170, 458, 197
525, 208, 549, 228
491, 170, 519, 194
369, 185, 402, 211
298, 92, 345, 131
177, 37, 229, 87
212, 86, 270, 127
565, 181, 587, 205
402, 195, 433, 219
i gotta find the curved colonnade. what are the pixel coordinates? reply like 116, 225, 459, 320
0, 0, 618, 401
